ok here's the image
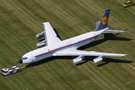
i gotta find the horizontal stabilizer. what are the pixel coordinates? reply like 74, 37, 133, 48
102, 30, 125, 33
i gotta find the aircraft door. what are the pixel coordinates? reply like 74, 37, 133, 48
30, 53, 35, 63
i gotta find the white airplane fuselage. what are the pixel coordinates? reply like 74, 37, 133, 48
20, 29, 106, 64
19, 9, 127, 64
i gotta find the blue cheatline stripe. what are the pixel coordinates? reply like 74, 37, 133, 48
35, 35, 99, 58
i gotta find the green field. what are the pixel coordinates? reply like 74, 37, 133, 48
0, 0, 135, 90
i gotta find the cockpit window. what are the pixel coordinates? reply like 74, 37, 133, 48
21, 57, 28, 60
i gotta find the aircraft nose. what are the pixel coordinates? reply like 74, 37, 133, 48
19, 59, 22, 63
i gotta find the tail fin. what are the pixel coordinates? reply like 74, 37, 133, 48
95, 9, 110, 31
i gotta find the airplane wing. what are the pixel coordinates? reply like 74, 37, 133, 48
43, 22, 61, 46
53, 50, 126, 57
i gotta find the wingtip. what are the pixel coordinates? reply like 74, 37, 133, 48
122, 54, 127, 56
42, 22, 49, 25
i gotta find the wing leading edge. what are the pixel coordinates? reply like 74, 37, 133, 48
53, 50, 126, 57
43, 22, 61, 46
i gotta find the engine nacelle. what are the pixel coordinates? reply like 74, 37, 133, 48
35, 31, 44, 39
36, 40, 46, 48
93, 56, 104, 63
72, 55, 84, 63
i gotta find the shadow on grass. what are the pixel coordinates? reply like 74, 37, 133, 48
97, 58, 133, 67
30, 56, 74, 67
31, 57, 55, 67
79, 33, 131, 50
39, 39, 45, 42
53, 28, 62, 40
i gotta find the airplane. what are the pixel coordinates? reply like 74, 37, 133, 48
19, 9, 126, 64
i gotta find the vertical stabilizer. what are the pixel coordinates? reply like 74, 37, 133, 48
95, 9, 110, 31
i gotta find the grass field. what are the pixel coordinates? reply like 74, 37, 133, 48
0, 0, 135, 90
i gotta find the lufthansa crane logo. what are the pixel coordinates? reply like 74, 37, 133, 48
102, 16, 108, 25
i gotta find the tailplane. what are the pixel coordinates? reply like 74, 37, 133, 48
95, 9, 110, 31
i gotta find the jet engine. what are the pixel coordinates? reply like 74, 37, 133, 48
36, 40, 46, 48
93, 56, 104, 63
35, 31, 44, 39
72, 55, 84, 63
